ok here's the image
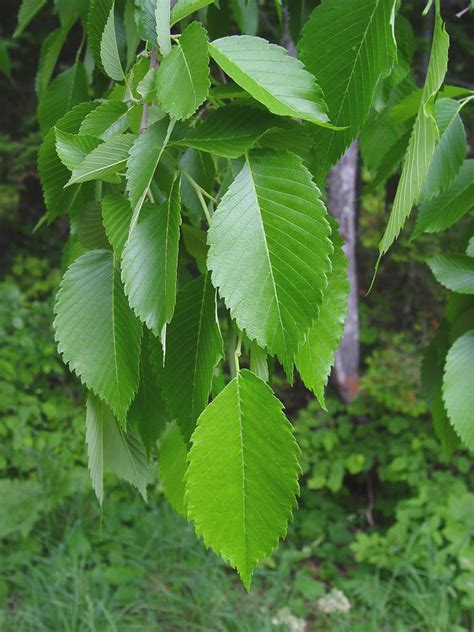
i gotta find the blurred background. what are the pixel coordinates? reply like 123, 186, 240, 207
0, 0, 473, 630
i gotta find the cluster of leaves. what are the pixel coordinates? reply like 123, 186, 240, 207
358, 3, 474, 457
19, 0, 472, 586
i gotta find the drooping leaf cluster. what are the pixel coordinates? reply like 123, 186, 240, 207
17, 0, 472, 587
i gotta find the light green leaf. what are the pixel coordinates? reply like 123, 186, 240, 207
38, 101, 99, 221
174, 106, 277, 159
170, 0, 214, 24
128, 331, 168, 459
14, 0, 48, 37
80, 100, 130, 139
122, 177, 181, 336
428, 254, 474, 295
179, 148, 215, 220
162, 274, 223, 442
87, 0, 114, 73
186, 369, 300, 589
420, 99, 467, 201
159, 422, 188, 517
209, 35, 330, 126
126, 119, 173, 231
54, 250, 142, 422
67, 133, 136, 185
86, 393, 149, 505
379, 12, 449, 256
250, 341, 269, 382
35, 26, 71, 97
102, 194, 133, 258
299, 0, 397, 178
137, 68, 158, 103
413, 160, 474, 238
296, 217, 349, 408
37, 63, 89, 133
55, 129, 102, 170
443, 330, 474, 449
207, 150, 333, 377
155, 0, 171, 57
100, 2, 124, 81
156, 21, 210, 120
77, 201, 110, 250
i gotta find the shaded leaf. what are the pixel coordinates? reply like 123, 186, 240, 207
413, 160, 474, 237
14, 0, 48, 37
87, 0, 114, 73
159, 422, 188, 517
102, 194, 133, 258
77, 201, 110, 250
37, 63, 89, 133
162, 274, 223, 442
54, 250, 142, 422
35, 26, 71, 97
86, 393, 149, 504
100, 2, 124, 81
296, 217, 349, 408
299, 0, 397, 178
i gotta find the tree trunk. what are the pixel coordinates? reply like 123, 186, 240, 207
328, 141, 360, 402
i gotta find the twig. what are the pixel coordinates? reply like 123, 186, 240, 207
140, 48, 159, 134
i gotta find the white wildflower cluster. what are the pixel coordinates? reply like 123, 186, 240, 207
271, 607, 307, 631
316, 588, 351, 613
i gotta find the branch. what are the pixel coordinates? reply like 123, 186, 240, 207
140, 48, 159, 134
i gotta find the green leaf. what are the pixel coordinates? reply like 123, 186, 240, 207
207, 150, 332, 376
38, 101, 98, 221
159, 422, 188, 517
428, 254, 474, 295
54, 250, 142, 422
162, 274, 223, 442
37, 64, 89, 133
179, 148, 215, 220
379, 12, 449, 256
102, 194, 133, 258
256, 121, 314, 165
299, 0, 397, 178
182, 224, 208, 268
126, 119, 172, 231
155, 0, 171, 57
122, 177, 181, 337
420, 99, 467, 201
174, 106, 277, 159
137, 68, 158, 103
128, 331, 168, 458
100, 2, 124, 81
170, 0, 215, 24
296, 218, 349, 408
86, 393, 149, 505
249, 341, 269, 382
134, 0, 158, 46
186, 369, 300, 589
231, 0, 258, 35
432, 392, 459, 460
77, 201, 110, 249
55, 129, 102, 170
87, 0, 114, 74
443, 330, 474, 449
80, 101, 130, 139
35, 26, 71, 97
413, 160, 474, 238
421, 320, 450, 406
14, 0, 48, 37
156, 22, 210, 121
0, 41, 12, 83
67, 134, 136, 185
209, 35, 330, 126
124, 0, 140, 70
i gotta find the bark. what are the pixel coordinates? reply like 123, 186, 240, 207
328, 141, 360, 402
